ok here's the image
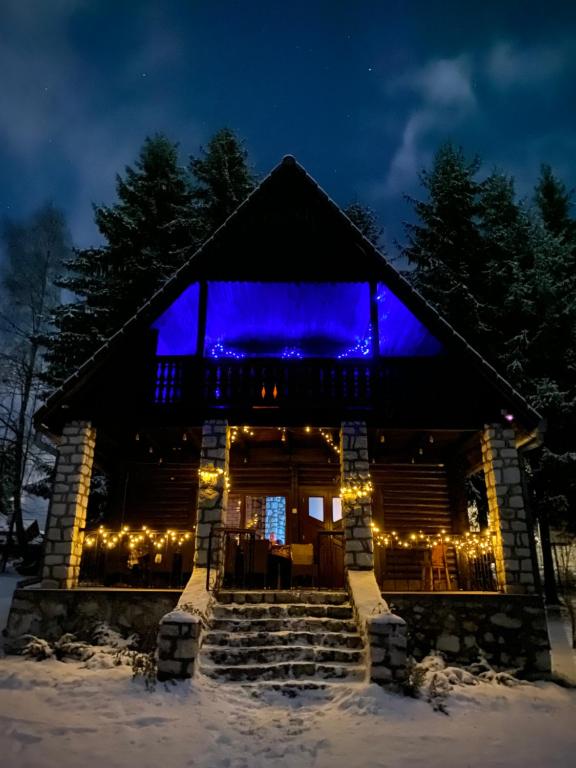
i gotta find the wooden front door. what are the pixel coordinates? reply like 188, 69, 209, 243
299, 489, 344, 588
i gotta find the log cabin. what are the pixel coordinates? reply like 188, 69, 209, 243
5, 156, 551, 684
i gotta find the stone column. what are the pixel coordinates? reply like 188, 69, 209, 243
42, 420, 96, 589
340, 421, 374, 570
481, 424, 536, 594
194, 419, 229, 569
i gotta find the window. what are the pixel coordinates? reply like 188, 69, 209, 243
205, 282, 372, 359
151, 283, 200, 356
377, 283, 443, 356
308, 497, 324, 522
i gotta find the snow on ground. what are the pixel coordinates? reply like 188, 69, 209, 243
1, 572, 576, 768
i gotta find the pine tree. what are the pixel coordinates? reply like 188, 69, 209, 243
188, 128, 256, 240
534, 164, 576, 245
404, 146, 576, 538
476, 171, 534, 371
44, 134, 193, 385
344, 202, 384, 248
402, 143, 483, 344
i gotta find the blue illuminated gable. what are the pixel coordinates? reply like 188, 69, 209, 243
377, 283, 443, 356
150, 279, 442, 359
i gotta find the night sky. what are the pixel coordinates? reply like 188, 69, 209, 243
1, 0, 575, 255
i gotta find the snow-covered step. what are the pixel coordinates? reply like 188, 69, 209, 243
212, 603, 353, 620
199, 591, 365, 685
200, 660, 365, 682
203, 629, 364, 649
209, 616, 358, 634
217, 590, 349, 605
202, 644, 364, 666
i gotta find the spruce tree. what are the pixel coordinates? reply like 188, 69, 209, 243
534, 164, 576, 245
404, 147, 576, 538
188, 128, 257, 240
402, 143, 483, 344
344, 202, 384, 248
476, 171, 534, 371
45, 134, 193, 385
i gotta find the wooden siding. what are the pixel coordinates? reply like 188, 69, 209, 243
118, 461, 199, 529
373, 463, 453, 534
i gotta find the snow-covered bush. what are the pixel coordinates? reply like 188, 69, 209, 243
21, 635, 54, 660
407, 651, 529, 714
18, 622, 156, 684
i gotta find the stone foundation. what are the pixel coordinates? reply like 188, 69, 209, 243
384, 592, 551, 675
156, 567, 215, 680
347, 570, 407, 685
3, 588, 178, 652
157, 610, 202, 681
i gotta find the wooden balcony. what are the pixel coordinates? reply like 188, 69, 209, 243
152, 356, 457, 421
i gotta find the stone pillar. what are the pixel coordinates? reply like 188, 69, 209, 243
42, 420, 96, 589
340, 421, 374, 570
194, 419, 229, 569
481, 424, 536, 594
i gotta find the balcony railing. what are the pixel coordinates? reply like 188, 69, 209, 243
153, 356, 448, 411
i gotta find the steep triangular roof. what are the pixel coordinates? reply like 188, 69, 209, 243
36, 155, 541, 432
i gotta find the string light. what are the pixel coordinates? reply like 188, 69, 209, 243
83, 527, 195, 551
198, 466, 226, 484
337, 324, 373, 359
207, 340, 245, 359
372, 528, 494, 559
341, 475, 373, 500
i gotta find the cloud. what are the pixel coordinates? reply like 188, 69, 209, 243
380, 56, 476, 196
486, 42, 566, 89
394, 55, 476, 108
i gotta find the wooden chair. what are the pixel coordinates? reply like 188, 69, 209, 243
290, 543, 315, 588
430, 542, 452, 590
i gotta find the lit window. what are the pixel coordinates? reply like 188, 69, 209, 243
308, 497, 324, 522
205, 282, 372, 359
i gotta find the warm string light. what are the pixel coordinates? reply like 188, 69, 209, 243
198, 465, 225, 483
83, 525, 194, 551
341, 476, 373, 500
318, 428, 341, 455
230, 425, 340, 455
371, 527, 494, 558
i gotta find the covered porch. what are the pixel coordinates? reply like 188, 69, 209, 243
40, 418, 536, 598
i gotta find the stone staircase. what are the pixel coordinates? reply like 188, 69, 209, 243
198, 590, 365, 685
